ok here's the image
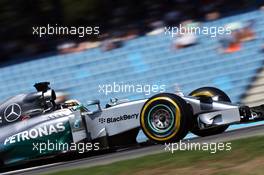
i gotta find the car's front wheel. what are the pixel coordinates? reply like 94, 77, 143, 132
189, 87, 231, 137
140, 93, 192, 144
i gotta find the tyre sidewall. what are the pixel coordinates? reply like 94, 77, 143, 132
140, 93, 192, 143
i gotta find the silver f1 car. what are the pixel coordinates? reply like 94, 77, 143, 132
0, 82, 264, 167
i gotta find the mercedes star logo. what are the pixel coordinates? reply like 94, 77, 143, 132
4, 103, 22, 122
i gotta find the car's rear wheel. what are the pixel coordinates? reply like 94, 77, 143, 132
0, 159, 4, 169
189, 87, 231, 137
140, 93, 192, 144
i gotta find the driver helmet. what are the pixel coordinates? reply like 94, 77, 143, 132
64, 99, 81, 108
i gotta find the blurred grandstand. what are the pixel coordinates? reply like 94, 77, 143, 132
0, 0, 264, 107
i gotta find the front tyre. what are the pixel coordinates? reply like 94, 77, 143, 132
140, 93, 192, 144
189, 87, 231, 137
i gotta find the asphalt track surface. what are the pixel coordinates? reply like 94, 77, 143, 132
2, 124, 264, 175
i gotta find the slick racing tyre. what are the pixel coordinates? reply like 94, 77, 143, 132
140, 93, 192, 144
0, 159, 4, 168
189, 87, 231, 137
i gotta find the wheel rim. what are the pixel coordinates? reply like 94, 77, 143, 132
147, 104, 175, 135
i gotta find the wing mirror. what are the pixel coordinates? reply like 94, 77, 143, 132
86, 100, 100, 106
86, 100, 101, 113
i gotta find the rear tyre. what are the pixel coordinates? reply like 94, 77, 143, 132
140, 93, 192, 144
189, 87, 231, 137
0, 159, 5, 169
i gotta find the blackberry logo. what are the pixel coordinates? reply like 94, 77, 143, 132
99, 118, 106, 123
99, 113, 139, 124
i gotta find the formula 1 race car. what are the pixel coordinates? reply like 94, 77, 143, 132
0, 82, 264, 168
